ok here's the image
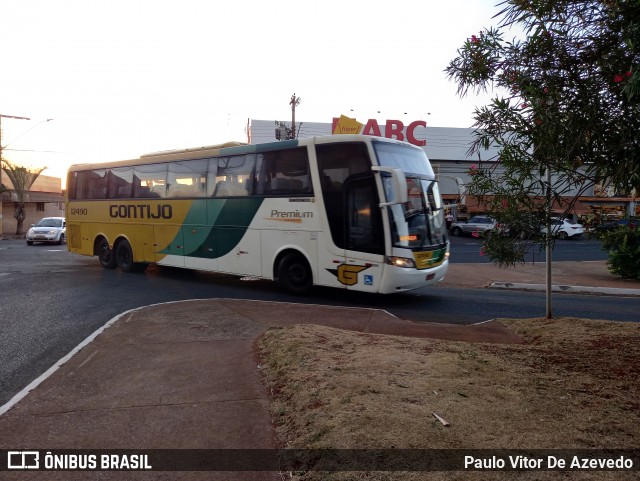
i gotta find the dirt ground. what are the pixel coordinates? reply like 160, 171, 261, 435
257, 317, 640, 480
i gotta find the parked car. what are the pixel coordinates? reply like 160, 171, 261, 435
449, 216, 507, 238
598, 217, 638, 232
540, 218, 584, 239
26, 217, 66, 245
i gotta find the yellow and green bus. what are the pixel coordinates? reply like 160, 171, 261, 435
66, 135, 449, 294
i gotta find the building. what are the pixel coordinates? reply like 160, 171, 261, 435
248, 118, 638, 226
1, 173, 65, 236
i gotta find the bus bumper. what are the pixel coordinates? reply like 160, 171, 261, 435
380, 260, 449, 294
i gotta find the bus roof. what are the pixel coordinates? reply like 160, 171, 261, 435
67, 135, 420, 171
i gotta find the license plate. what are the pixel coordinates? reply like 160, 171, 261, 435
413, 250, 444, 269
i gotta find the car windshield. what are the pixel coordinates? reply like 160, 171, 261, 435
36, 219, 63, 228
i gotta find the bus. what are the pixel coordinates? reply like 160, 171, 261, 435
66, 135, 449, 294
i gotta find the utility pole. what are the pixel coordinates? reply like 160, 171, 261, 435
289, 93, 301, 139
0, 114, 31, 237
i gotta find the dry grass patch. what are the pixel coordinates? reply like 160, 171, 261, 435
257, 317, 639, 480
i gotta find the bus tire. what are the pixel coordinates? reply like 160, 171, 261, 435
97, 238, 117, 269
277, 252, 313, 295
115, 239, 137, 273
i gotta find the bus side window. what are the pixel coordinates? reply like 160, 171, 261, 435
108, 167, 134, 199
86, 169, 108, 199
213, 155, 255, 197
255, 147, 311, 195
72, 171, 91, 200
168, 159, 207, 198
134, 164, 167, 198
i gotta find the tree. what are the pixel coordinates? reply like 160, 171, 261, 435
1, 160, 46, 235
445, 0, 640, 267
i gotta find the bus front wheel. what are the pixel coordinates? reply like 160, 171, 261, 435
97, 238, 117, 269
277, 252, 313, 295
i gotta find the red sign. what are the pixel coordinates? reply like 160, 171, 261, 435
332, 117, 427, 146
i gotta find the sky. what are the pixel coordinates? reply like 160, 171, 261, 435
1, 0, 506, 185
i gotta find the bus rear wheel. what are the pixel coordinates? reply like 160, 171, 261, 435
116, 240, 138, 273
97, 238, 117, 269
277, 252, 313, 295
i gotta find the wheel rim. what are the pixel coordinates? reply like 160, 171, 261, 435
118, 245, 132, 269
278, 254, 312, 293
288, 264, 307, 286
99, 242, 110, 263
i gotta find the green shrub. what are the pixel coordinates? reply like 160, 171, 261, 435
599, 228, 640, 280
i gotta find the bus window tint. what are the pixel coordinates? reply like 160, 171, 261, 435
83, 169, 108, 199
255, 147, 311, 195
168, 159, 208, 198
316, 142, 371, 248
71, 171, 89, 200
108, 167, 134, 199
206, 158, 218, 196
213, 154, 255, 197
134, 164, 167, 198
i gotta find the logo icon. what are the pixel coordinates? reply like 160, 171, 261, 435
326, 264, 370, 286
8, 451, 40, 469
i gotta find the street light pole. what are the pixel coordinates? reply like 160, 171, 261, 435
0, 114, 31, 237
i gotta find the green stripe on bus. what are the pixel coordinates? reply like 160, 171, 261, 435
162, 198, 264, 258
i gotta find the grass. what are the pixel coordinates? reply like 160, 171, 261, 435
257, 317, 640, 480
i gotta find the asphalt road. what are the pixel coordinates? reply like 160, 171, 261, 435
448, 234, 608, 263
0, 237, 635, 408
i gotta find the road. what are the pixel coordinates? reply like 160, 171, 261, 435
0, 237, 635, 407
448, 234, 608, 263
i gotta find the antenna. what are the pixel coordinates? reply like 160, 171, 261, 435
289, 93, 301, 139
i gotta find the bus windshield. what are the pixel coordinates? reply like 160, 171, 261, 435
373, 141, 447, 250
373, 141, 435, 178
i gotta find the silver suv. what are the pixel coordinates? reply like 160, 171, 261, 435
26, 217, 66, 245
450, 215, 501, 238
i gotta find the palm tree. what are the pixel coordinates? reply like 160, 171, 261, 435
1, 161, 46, 235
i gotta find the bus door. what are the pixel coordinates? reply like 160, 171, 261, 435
318, 173, 384, 292
341, 173, 385, 292
315, 141, 384, 290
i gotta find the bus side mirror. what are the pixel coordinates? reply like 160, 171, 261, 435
371, 166, 408, 206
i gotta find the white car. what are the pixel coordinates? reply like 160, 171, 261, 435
540, 218, 584, 239
26, 217, 66, 245
449, 215, 508, 238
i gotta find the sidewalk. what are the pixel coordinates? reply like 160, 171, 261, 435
0, 261, 638, 479
442, 259, 640, 296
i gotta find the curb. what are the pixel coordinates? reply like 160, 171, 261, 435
489, 282, 640, 297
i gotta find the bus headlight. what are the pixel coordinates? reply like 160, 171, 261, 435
386, 256, 416, 268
